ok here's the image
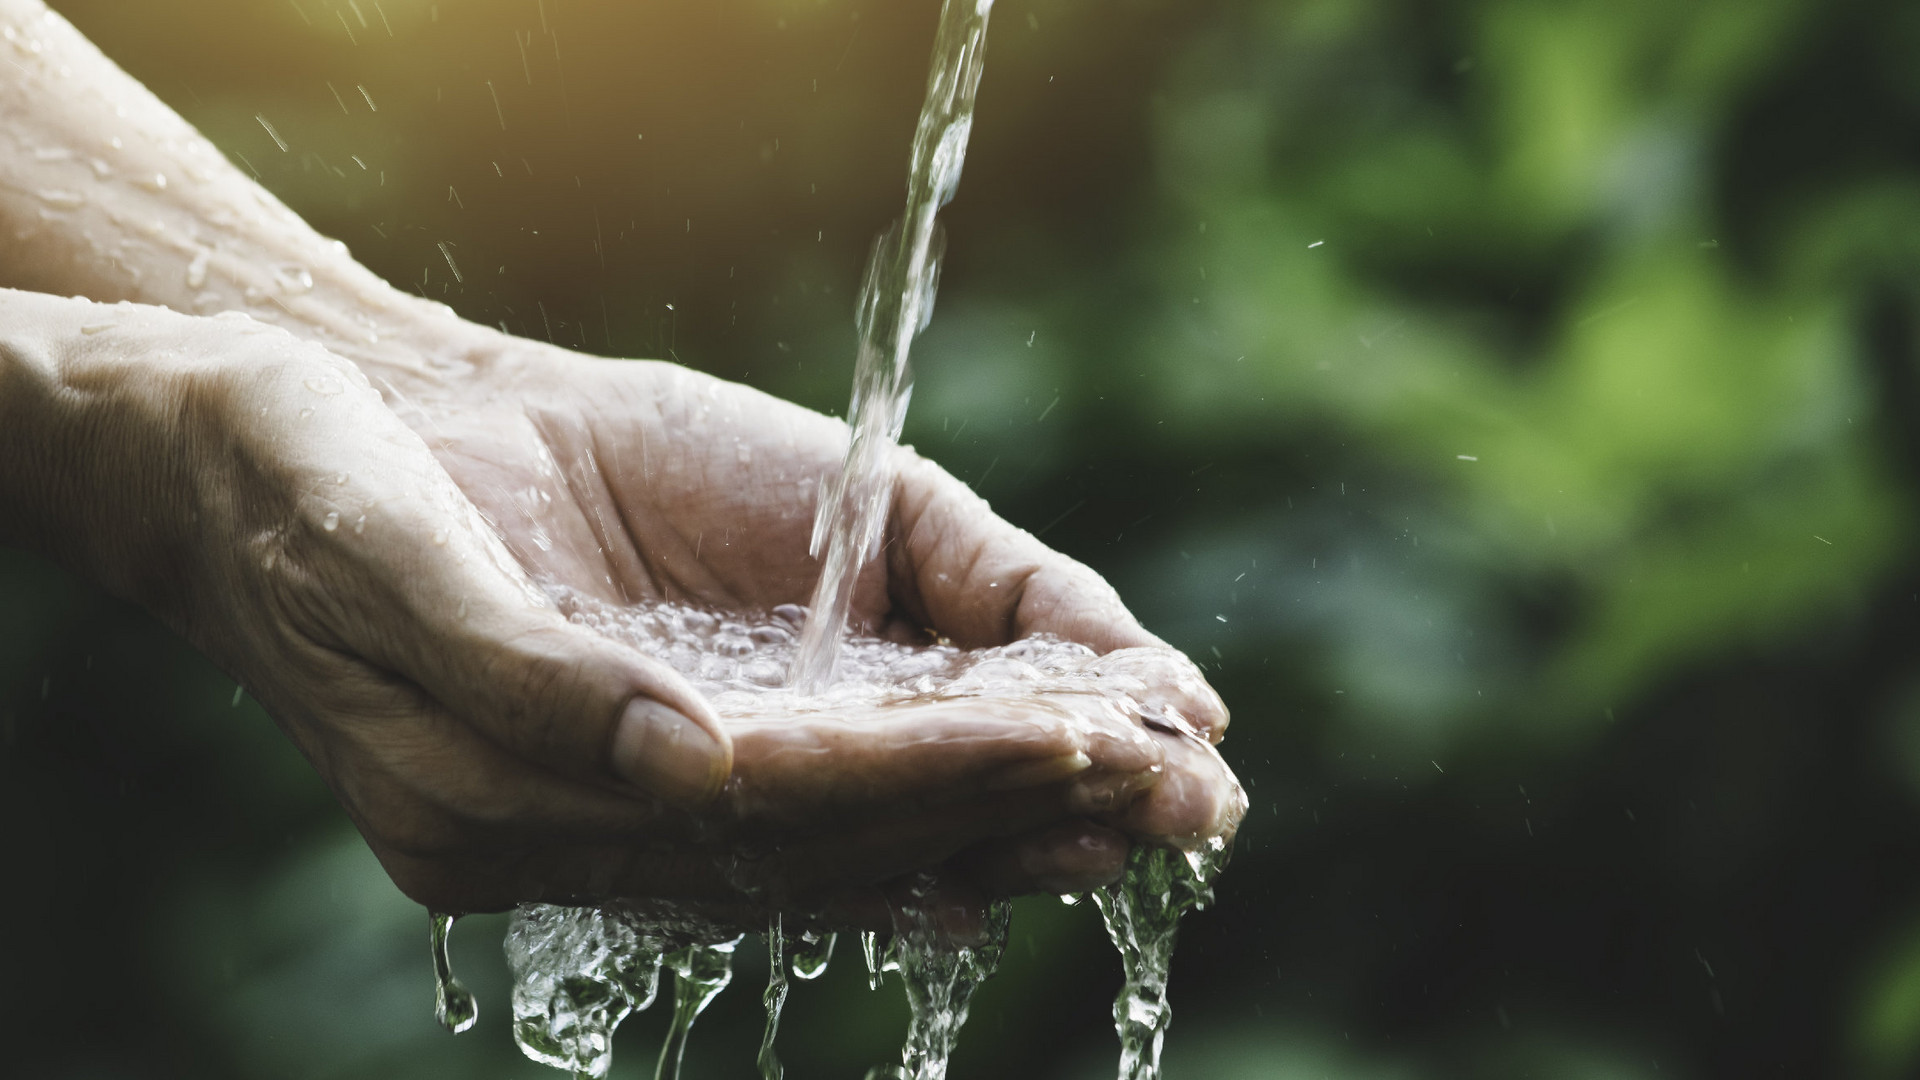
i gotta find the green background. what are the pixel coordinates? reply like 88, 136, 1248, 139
6, 0, 1920, 1076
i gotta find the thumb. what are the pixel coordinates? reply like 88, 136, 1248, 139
338, 495, 733, 805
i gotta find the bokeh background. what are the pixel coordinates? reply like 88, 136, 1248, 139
6, 0, 1920, 1076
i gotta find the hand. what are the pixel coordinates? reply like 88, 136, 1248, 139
3, 289, 1241, 923
340, 315, 1245, 913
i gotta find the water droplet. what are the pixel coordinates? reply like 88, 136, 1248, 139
37, 189, 84, 210
275, 264, 314, 294
302, 376, 343, 395
87, 158, 112, 178
79, 322, 114, 335
432, 528, 449, 546
186, 250, 210, 289
321, 511, 340, 532
352, 515, 367, 535
430, 912, 478, 1034
140, 171, 168, 191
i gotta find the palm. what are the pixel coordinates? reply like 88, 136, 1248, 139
425, 345, 864, 618
416, 335, 1147, 655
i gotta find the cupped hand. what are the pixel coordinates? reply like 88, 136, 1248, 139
375, 323, 1244, 906
12, 289, 1240, 925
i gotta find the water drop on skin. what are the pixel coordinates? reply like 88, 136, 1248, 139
37, 189, 84, 209
321, 511, 340, 532
352, 515, 366, 535
302, 376, 343, 395
79, 322, 114, 335
276, 264, 314, 294
432, 528, 448, 546
186, 249, 209, 289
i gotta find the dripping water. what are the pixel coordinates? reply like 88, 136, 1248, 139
429, 911, 477, 1035
1091, 839, 1233, 1080
759, 917, 788, 1080
863, 882, 1011, 1080
655, 938, 740, 1080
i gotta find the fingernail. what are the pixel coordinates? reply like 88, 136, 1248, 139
611, 699, 728, 804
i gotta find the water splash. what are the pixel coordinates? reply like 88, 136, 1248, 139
655, 938, 740, 1080
790, 0, 998, 692
865, 883, 1011, 1080
429, 911, 477, 1035
759, 917, 788, 1080
1090, 839, 1234, 1080
504, 904, 665, 1079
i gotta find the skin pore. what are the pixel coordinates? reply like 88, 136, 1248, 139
0, 0, 1240, 926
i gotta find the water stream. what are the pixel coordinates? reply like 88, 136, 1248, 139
1092, 841, 1233, 1080
789, 0, 997, 692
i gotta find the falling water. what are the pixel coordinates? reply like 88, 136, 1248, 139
789, 0, 998, 692
655, 939, 740, 1080
429, 911, 477, 1035
759, 918, 790, 1080
863, 881, 1012, 1080
1091, 840, 1233, 1080
503, 904, 667, 1080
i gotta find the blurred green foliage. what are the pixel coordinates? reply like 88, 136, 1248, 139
7, 0, 1920, 1076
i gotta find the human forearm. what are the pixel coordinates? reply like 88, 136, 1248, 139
0, 0, 469, 392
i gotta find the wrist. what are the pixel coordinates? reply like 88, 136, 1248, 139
0, 291, 336, 632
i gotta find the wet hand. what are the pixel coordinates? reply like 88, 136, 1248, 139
378, 322, 1245, 902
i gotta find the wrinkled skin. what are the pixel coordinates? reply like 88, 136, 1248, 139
0, 0, 1243, 929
